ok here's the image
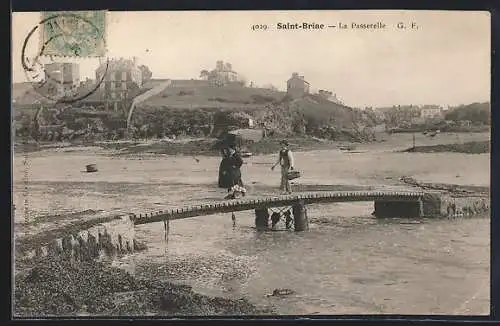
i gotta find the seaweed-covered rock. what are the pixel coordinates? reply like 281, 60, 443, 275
14, 256, 270, 317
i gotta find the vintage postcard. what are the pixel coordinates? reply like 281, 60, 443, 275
12, 10, 491, 317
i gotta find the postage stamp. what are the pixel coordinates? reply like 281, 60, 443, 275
20, 11, 109, 103
11, 10, 491, 318
39, 11, 107, 57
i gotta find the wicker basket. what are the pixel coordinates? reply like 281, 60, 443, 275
86, 164, 98, 173
287, 170, 301, 180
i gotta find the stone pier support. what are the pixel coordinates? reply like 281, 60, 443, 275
292, 200, 309, 232
373, 200, 423, 218
255, 208, 269, 231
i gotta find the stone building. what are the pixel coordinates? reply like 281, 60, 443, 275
44, 62, 80, 96
201, 61, 239, 87
214, 61, 238, 83
95, 57, 143, 110
286, 73, 310, 99
318, 90, 344, 105
419, 105, 444, 120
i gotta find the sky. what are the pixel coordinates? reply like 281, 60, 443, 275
12, 10, 490, 107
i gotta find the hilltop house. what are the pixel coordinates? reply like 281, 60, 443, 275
318, 90, 344, 105
95, 57, 143, 110
200, 61, 239, 87
419, 105, 444, 120
214, 61, 238, 83
374, 105, 444, 126
287, 73, 310, 99
43, 62, 80, 97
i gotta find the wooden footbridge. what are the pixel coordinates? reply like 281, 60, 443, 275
20, 190, 488, 262
132, 190, 427, 232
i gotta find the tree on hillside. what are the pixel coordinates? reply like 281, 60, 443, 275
200, 70, 210, 80
138, 65, 152, 84
445, 102, 490, 125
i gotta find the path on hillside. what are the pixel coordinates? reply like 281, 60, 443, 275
126, 80, 172, 129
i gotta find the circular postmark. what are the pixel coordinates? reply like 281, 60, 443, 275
21, 12, 109, 104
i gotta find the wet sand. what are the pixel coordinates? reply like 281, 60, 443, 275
12, 132, 491, 316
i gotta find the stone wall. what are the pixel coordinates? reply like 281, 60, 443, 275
21, 214, 147, 262
373, 192, 489, 219
422, 192, 490, 218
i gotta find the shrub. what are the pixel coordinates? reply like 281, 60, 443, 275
250, 94, 276, 104
445, 102, 490, 125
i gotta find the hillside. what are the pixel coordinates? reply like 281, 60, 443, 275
12, 83, 34, 101
138, 80, 286, 110
13, 80, 379, 143
12, 83, 56, 106
132, 83, 378, 142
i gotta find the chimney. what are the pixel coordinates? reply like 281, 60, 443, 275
132, 56, 138, 66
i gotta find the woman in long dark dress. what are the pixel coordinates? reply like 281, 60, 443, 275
218, 148, 232, 188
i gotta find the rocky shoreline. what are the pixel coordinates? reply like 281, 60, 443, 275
401, 140, 490, 155
14, 256, 273, 317
13, 131, 490, 317
15, 136, 357, 156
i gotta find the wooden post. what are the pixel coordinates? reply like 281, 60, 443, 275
293, 200, 309, 232
255, 208, 269, 231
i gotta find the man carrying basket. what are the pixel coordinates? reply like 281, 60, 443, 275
271, 139, 297, 194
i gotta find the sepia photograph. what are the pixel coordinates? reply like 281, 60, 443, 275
11, 10, 491, 317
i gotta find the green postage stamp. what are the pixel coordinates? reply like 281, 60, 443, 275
39, 10, 107, 57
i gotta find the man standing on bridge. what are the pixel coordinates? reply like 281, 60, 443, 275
271, 140, 295, 194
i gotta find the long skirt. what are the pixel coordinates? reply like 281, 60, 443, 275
218, 160, 233, 188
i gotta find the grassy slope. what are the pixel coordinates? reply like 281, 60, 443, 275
14, 82, 374, 145
290, 95, 360, 128
135, 84, 368, 136
14, 81, 361, 125
137, 84, 359, 124
139, 84, 287, 110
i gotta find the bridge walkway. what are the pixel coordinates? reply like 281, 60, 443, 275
133, 190, 426, 226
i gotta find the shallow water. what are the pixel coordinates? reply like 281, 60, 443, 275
12, 135, 491, 315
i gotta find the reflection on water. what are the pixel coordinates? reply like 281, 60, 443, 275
12, 147, 490, 315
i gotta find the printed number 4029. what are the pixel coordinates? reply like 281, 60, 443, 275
252, 24, 268, 31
